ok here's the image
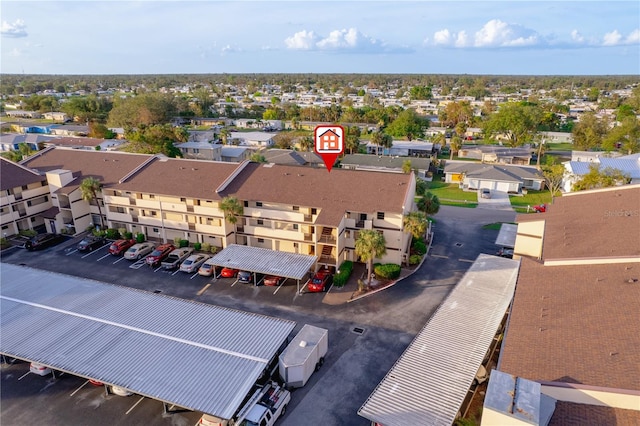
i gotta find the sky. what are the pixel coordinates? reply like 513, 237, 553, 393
1, 1, 639, 76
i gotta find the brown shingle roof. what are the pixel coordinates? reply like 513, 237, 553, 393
518, 186, 640, 260
0, 157, 45, 191
111, 158, 239, 201
499, 257, 640, 391
549, 401, 640, 426
221, 163, 412, 226
21, 148, 152, 188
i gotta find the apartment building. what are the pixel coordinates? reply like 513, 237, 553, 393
15, 148, 416, 270
0, 158, 51, 236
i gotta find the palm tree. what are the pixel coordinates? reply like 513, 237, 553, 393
449, 135, 462, 160
370, 131, 386, 155
80, 177, 105, 229
417, 192, 440, 216
403, 211, 427, 240
355, 229, 387, 288
220, 128, 230, 145
219, 196, 243, 245
299, 135, 313, 152
432, 132, 446, 149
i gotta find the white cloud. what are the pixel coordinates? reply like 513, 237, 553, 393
284, 27, 411, 53
1, 19, 28, 38
9, 48, 22, 57
284, 30, 319, 50
602, 30, 623, 46
627, 29, 640, 44
474, 19, 539, 47
221, 44, 241, 55
433, 29, 451, 46
571, 30, 585, 43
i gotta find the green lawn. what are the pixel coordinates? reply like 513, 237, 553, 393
509, 190, 554, 212
419, 180, 478, 207
546, 142, 573, 151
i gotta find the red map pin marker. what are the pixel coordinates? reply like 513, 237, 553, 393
314, 125, 345, 173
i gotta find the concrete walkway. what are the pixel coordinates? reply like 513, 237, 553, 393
476, 190, 513, 210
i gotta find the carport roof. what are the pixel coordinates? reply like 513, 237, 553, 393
358, 254, 519, 426
208, 244, 317, 280
0, 264, 295, 420
496, 223, 517, 247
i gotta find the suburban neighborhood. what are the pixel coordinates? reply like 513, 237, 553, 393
1, 72, 639, 426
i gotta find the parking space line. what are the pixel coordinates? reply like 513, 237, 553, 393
18, 371, 31, 380
273, 280, 286, 295
70, 380, 90, 396
66, 249, 78, 256
129, 260, 145, 269
430, 254, 448, 259
458, 258, 475, 263
230, 278, 240, 287
154, 266, 163, 272
197, 283, 211, 296
190, 273, 199, 280
125, 396, 145, 415
97, 253, 111, 262
171, 269, 180, 276
113, 257, 125, 264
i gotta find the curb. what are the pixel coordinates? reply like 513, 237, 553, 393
347, 232, 435, 303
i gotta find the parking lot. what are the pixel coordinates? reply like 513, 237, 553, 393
1, 206, 517, 426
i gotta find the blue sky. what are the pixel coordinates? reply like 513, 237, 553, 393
1, 1, 639, 75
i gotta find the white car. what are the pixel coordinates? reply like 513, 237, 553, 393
180, 253, 211, 273
198, 258, 218, 277
30, 362, 52, 376
110, 385, 133, 396
123, 242, 155, 260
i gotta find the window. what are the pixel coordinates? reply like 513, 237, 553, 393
256, 202, 263, 207
311, 208, 317, 215
293, 242, 298, 247
152, 228, 159, 233
31, 217, 36, 222
151, 211, 157, 216
243, 201, 249, 207
257, 219, 264, 225
21, 185, 28, 190
360, 213, 367, 221
345, 230, 351, 238
293, 224, 299, 230
293, 206, 299, 211
258, 238, 264, 243
180, 197, 186, 202
149, 194, 155, 199
377, 212, 385, 220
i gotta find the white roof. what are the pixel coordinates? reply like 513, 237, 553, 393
208, 244, 317, 280
495, 223, 517, 248
0, 264, 295, 420
358, 254, 520, 426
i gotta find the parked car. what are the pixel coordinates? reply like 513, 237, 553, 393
238, 270, 253, 284
77, 235, 106, 252
307, 268, 333, 293
30, 362, 52, 376
110, 385, 133, 397
161, 247, 194, 270
532, 203, 546, 213
145, 243, 176, 267
24, 233, 65, 251
124, 242, 155, 260
89, 379, 104, 386
480, 188, 491, 199
220, 267, 239, 278
496, 247, 514, 258
198, 258, 218, 277
108, 239, 136, 256
180, 253, 211, 273
264, 275, 284, 286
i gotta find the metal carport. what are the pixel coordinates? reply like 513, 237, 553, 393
208, 244, 318, 294
0, 263, 295, 421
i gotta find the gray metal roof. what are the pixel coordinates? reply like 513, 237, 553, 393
0, 264, 295, 420
358, 254, 520, 426
496, 223, 517, 248
208, 244, 317, 280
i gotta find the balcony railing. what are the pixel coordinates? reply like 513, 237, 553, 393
318, 235, 336, 244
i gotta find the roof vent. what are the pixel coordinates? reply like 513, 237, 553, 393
192, 168, 197, 171
299, 340, 307, 348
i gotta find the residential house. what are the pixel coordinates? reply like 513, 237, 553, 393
539, 131, 573, 144
0, 133, 54, 152
176, 141, 222, 161
262, 149, 324, 167
43, 112, 69, 122
48, 124, 89, 137
16, 147, 417, 271
365, 140, 434, 157
43, 137, 125, 151
562, 152, 640, 192
492, 185, 640, 425
220, 146, 251, 162
457, 145, 532, 165
341, 154, 432, 180
444, 162, 545, 193
229, 131, 274, 147
4, 110, 42, 119
0, 158, 51, 237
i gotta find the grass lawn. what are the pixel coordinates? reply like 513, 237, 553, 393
419, 180, 478, 207
509, 190, 554, 212
546, 142, 574, 151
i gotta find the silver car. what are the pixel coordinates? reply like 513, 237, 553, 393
124, 242, 155, 260
179, 253, 211, 273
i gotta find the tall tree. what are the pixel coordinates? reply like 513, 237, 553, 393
355, 229, 387, 288
80, 177, 105, 229
220, 128, 230, 145
123, 124, 186, 157
603, 116, 640, 154
572, 164, 630, 191
572, 112, 608, 151
439, 101, 473, 129
385, 109, 428, 141
449, 136, 462, 160
219, 196, 244, 245
482, 102, 542, 147
541, 158, 565, 197
417, 192, 440, 216
403, 211, 427, 240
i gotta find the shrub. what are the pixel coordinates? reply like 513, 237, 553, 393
194, 242, 202, 251
415, 179, 427, 196
179, 239, 189, 248
19, 229, 37, 237
412, 239, 427, 255
135, 233, 146, 243
409, 254, 422, 265
374, 263, 401, 279
0, 237, 8, 245
124, 231, 133, 240
85, 225, 95, 232
117, 228, 127, 237
92, 229, 106, 237
333, 261, 353, 287
201, 242, 211, 252
211, 246, 218, 254
105, 228, 120, 240
60, 228, 68, 235
173, 236, 182, 246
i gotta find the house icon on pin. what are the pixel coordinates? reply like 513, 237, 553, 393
318, 129, 340, 151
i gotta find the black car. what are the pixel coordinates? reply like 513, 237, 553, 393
496, 247, 514, 259
77, 235, 106, 252
24, 233, 65, 251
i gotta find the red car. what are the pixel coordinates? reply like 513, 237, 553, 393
220, 267, 239, 278
145, 243, 176, 266
532, 204, 546, 213
264, 275, 284, 286
307, 269, 333, 293
108, 239, 136, 256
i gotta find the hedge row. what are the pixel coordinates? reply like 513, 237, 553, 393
374, 263, 401, 279
333, 261, 353, 287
